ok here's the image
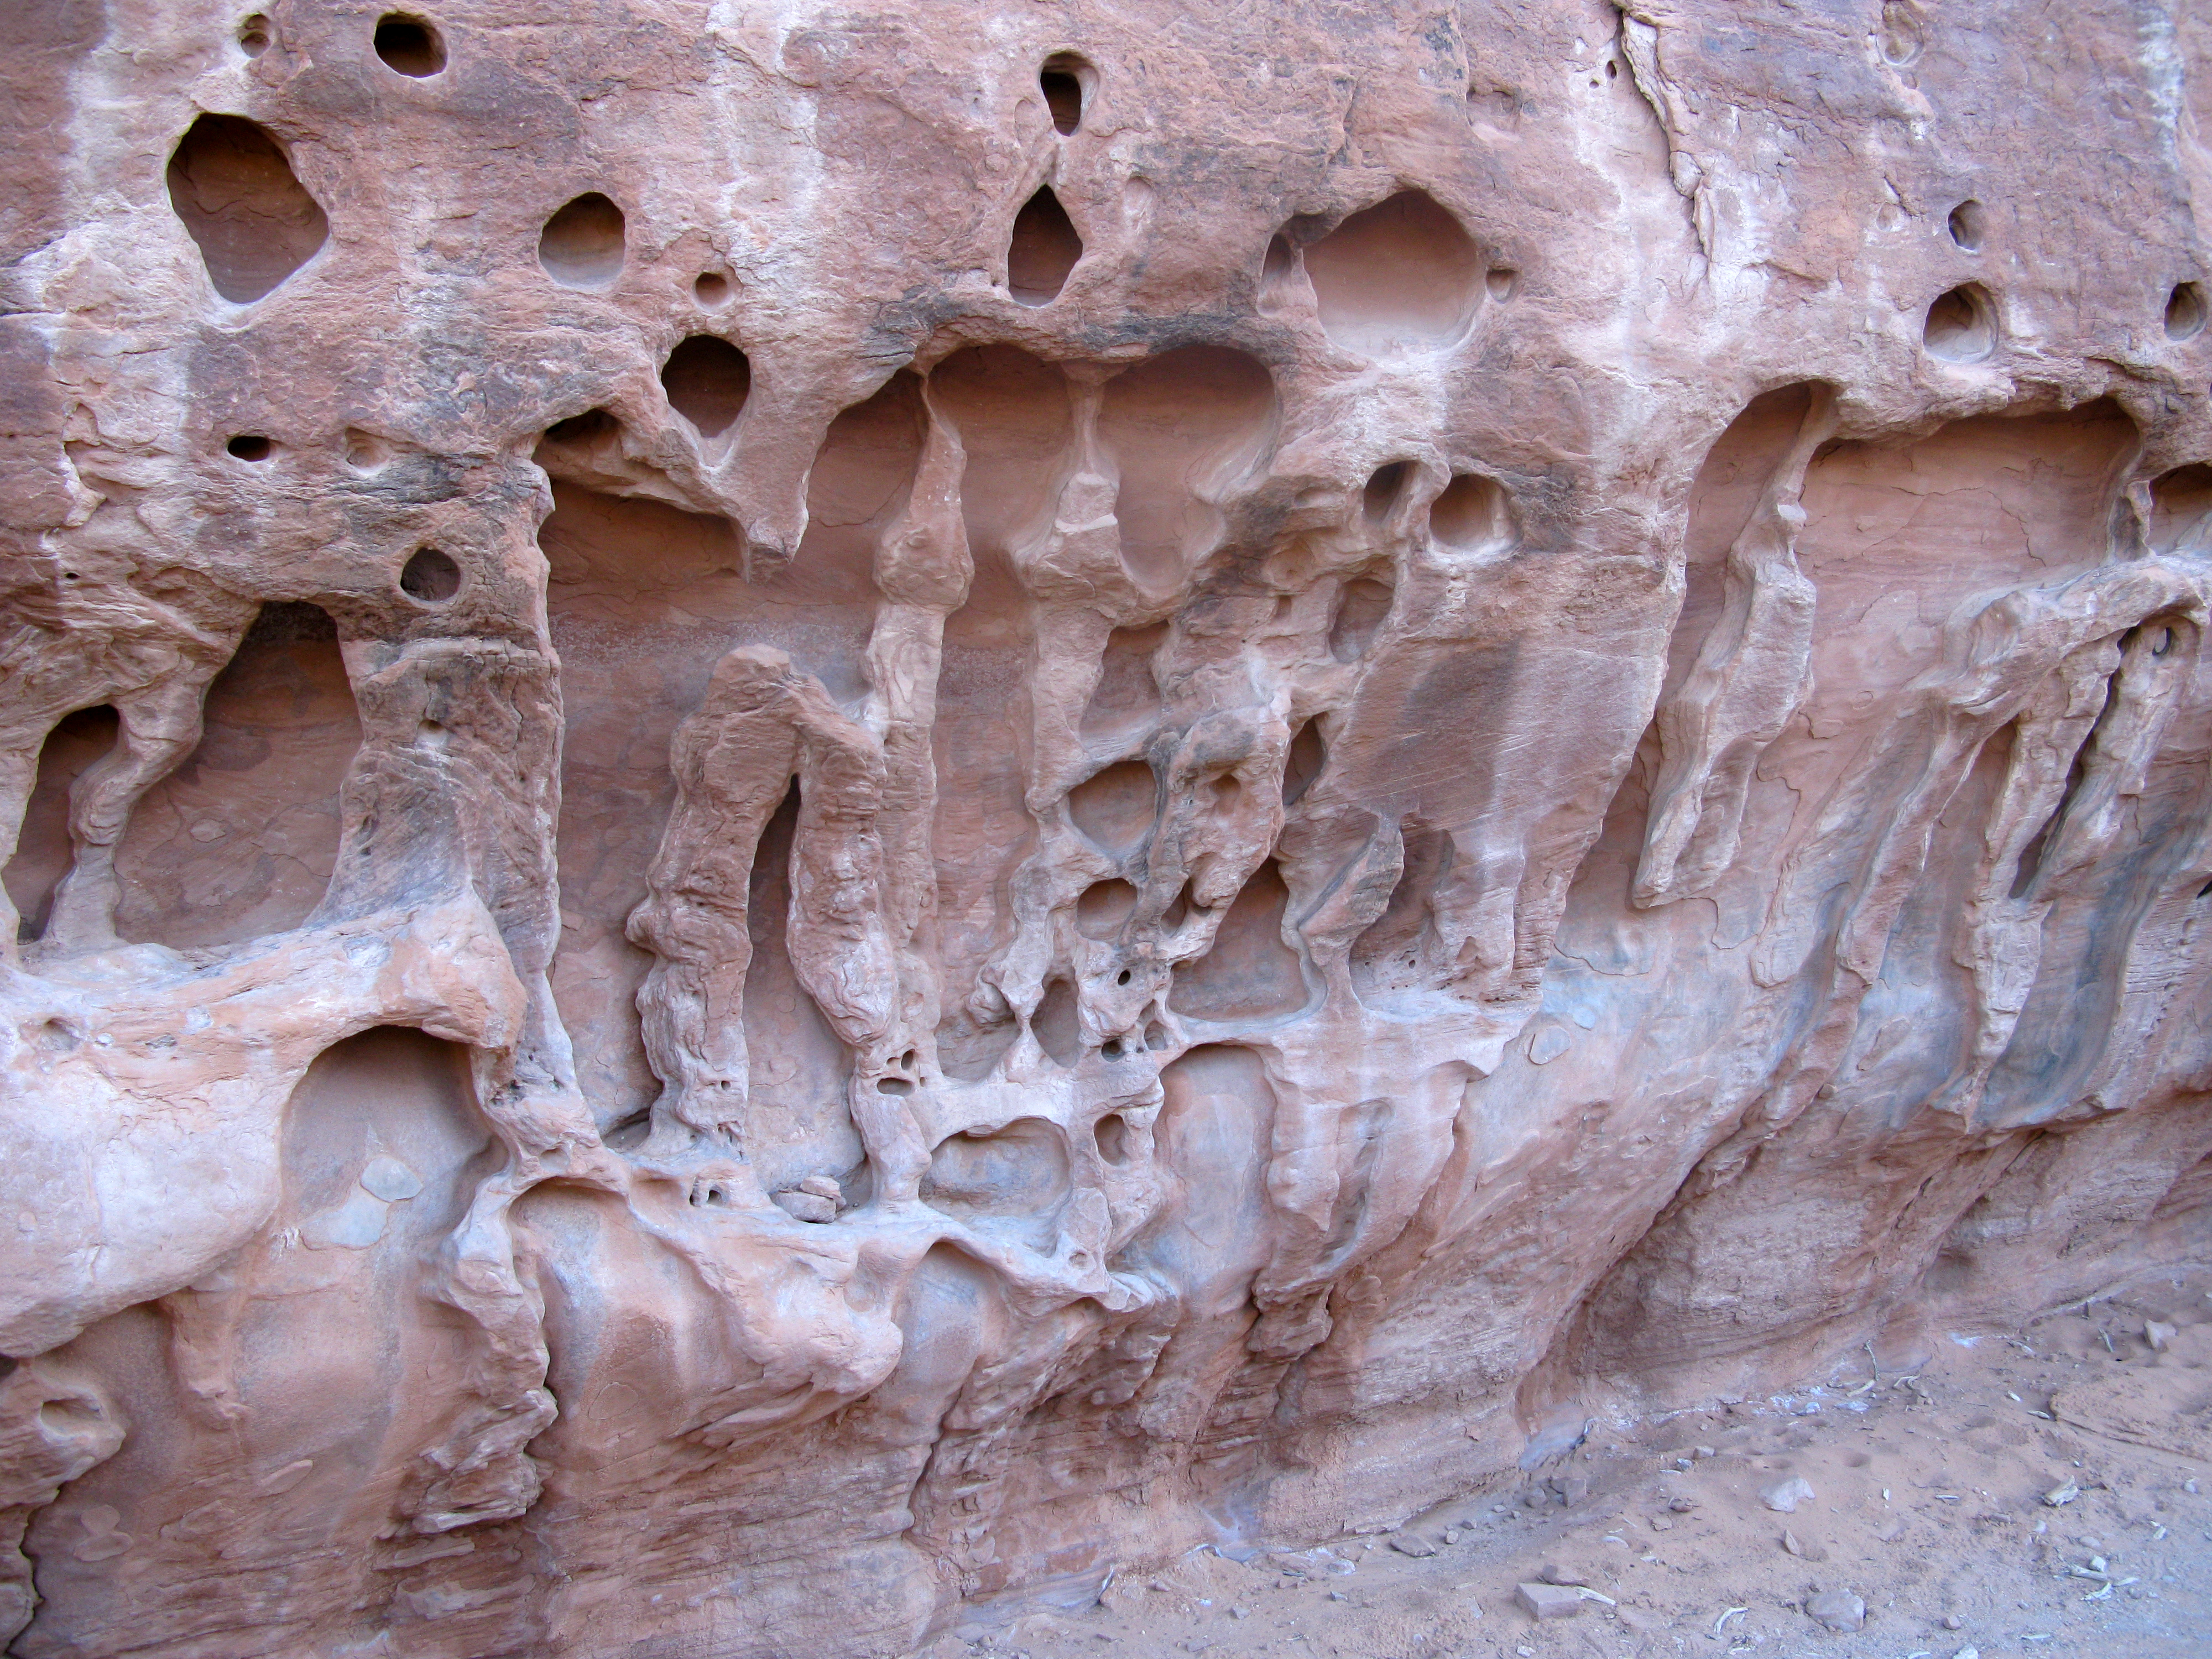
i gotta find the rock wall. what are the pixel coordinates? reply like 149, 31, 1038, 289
3, 2, 2211, 1654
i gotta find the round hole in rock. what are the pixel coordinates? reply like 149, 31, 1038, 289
1485, 267, 1518, 301
1430, 470, 1519, 554
1008, 186, 1081, 305
373, 13, 445, 76
1301, 189, 1482, 356
1076, 878, 1139, 940
538, 192, 625, 290
660, 335, 752, 439
166, 114, 329, 303
226, 434, 272, 461
1922, 283, 1996, 363
1947, 199, 1985, 252
1040, 53, 1092, 134
1094, 1113, 1131, 1165
2165, 282, 2208, 343
238, 12, 270, 54
694, 272, 731, 306
399, 546, 461, 603
1363, 460, 1410, 524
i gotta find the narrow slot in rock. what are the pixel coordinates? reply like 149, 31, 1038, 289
4, 707, 120, 943
1281, 718, 1324, 805
1007, 187, 1081, 305
1922, 283, 1996, 362
660, 335, 752, 439
742, 781, 863, 1194
166, 114, 328, 303
373, 13, 445, 75
1300, 189, 1481, 356
539, 192, 626, 290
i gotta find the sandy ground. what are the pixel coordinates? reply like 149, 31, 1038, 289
931, 1270, 2212, 1659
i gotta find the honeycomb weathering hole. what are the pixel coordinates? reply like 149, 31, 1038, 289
660, 336, 752, 439
226, 434, 273, 461
238, 13, 270, 55
166, 114, 329, 304
1040, 54, 1092, 134
2166, 281, 2207, 343
539, 192, 626, 290
1947, 199, 1985, 252
1922, 283, 1996, 363
1430, 470, 1517, 554
1301, 189, 1482, 356
1067, 760, 1156, 855
399, 546, 461, 602
373, 13, 446, 76
1008, 187, 1081, 305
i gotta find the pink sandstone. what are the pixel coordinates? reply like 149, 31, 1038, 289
0, 2, 2209, 1655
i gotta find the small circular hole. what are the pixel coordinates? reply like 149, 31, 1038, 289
1115, 968, 1133, 986
1485, 267, 1518, 301
399, 546, 461, 603
374, 13, 446, 76
694, 272, 731, 306
226, 434, 272, 461
1946, 199, 1985, 252
1922, 283, 1996, 363
2166, 281, 2208, 343
238, 12, 270, 55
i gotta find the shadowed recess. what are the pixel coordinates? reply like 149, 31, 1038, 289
166, 114, 328, 303
540, 192, 627, 289
661, 336, 753, 439
1300, 190, 1481, 355
1007, 186, 1082, 305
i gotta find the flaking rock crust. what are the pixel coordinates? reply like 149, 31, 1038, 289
2, 2, 2210, 1655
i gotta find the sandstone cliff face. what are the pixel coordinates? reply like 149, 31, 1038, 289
3, 2, 2210, 1654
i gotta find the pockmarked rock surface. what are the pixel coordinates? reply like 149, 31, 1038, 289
2, 2, 2210, 1655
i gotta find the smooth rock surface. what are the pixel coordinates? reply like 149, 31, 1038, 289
2, 2, 2211, 1656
